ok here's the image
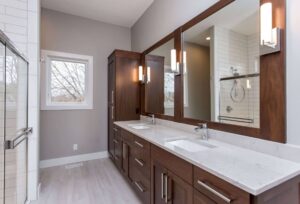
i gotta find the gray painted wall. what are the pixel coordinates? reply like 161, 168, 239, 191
184, 43, 211, 120
40, 9, 131, 160
131, 0, 218, 52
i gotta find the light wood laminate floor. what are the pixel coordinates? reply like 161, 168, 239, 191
31, 158, 142, 204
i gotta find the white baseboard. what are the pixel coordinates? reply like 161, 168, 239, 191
26, 182, 40, 203
37, 183, 41, 199
40, 151, 109, 168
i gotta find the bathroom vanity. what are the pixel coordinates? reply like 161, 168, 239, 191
111, 120, 300, 204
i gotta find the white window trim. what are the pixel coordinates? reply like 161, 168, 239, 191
41, 50, 93, 110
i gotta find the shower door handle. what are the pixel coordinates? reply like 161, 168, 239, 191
5, 127, 33, 150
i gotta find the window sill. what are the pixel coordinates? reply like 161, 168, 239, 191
41, 104, 93, 111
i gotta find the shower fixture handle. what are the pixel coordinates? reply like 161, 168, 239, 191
5, 127, 33, 150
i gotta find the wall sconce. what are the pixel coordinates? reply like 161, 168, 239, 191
260, 2, 281, 55
138, 65, 145, 83
171, 49, 180, 75
147, 66, 151, 83
246, 79, 252, 89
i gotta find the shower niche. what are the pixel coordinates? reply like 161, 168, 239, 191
182, 0, 260, 128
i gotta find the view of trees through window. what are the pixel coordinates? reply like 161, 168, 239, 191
50, 59, 86, 103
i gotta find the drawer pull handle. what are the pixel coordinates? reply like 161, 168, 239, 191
134, 141, 144, 148
134, 181, 145, 192
134, 158, 144, 167
113, 128, 118, 132
113, 139, 118, 144
197, 180, 232, 203
164, 175, 168, 203
161, 173, 165, 199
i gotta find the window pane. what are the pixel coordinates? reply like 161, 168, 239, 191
50, 60, 86, 103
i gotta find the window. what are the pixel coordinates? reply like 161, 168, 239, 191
41, 50, 93, 110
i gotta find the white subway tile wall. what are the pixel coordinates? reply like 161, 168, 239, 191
0, 0, 28, 55
213, 26, 260, 128
0, 0, 40, 202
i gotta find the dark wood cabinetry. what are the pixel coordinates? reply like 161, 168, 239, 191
194, 189, 217, 204
130, 134, 151, 204
113, 126, 122, 169
151, 165, 193, 204
108, 50, 141, 160
194, 166, 250, 204
111, 125, 300, 204
121, 129, 133, 177
151, 145, 193, 204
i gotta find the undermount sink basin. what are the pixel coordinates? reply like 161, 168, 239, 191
166, 139, 216, 153
130, 125, 150, 130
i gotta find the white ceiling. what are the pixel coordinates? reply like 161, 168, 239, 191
41, 0, 154, 27
185, 0, 259, 46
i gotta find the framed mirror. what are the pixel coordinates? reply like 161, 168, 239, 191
141, 0, 285, 142
182, 0, 260, 128
144, 37, 176, 117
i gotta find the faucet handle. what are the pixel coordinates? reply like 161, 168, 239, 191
198, 123, 207, 129
148, 114, 155, 124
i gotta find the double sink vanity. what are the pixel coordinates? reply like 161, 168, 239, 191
110, 118, 300, 204
107, 0, 297, 203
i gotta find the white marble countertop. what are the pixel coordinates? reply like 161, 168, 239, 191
114, 120, 300, 196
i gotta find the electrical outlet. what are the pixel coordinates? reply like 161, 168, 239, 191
73, 144, 78, 151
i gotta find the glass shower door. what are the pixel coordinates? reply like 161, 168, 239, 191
0, 39, 5, 204
4, 47, 29, 204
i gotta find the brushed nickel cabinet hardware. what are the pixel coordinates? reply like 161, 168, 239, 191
134, 141, 144, 148
111, 106, 114, 120
164, 175, 168, 203
134, 158, 144, 167
197, 180, 232, 203
134, 181, 145, 192
113, 139, 118, 144
123, 144, 127, 158
161, 173, 165, 200
113, 128, 118, 132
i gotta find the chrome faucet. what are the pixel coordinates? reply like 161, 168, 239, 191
194, 123, 208, 140
148, 114, 155, 125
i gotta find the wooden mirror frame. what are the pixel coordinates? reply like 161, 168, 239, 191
141, 0, 286, 143
141, 32, 178, 121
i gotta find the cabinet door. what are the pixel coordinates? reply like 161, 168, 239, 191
114, 130, 122, 169
122, 142, 129, 176
108, 59, 115, 157
194, 189, 217, 204
108, 107, 115, 158
152, 162, 168, 204
167, 171, 193, 204
115, 57, 140, 121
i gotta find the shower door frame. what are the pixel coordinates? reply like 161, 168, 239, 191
0, 30, 30, 204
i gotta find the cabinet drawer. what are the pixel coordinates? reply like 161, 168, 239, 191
130, 153, 150, 178
151, 145, 193, 185
194, 189, 217, 204
121, 129, 134, 144
194, 167, 250, 204
133, 136, 150, 150
131, 165, 150, 204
